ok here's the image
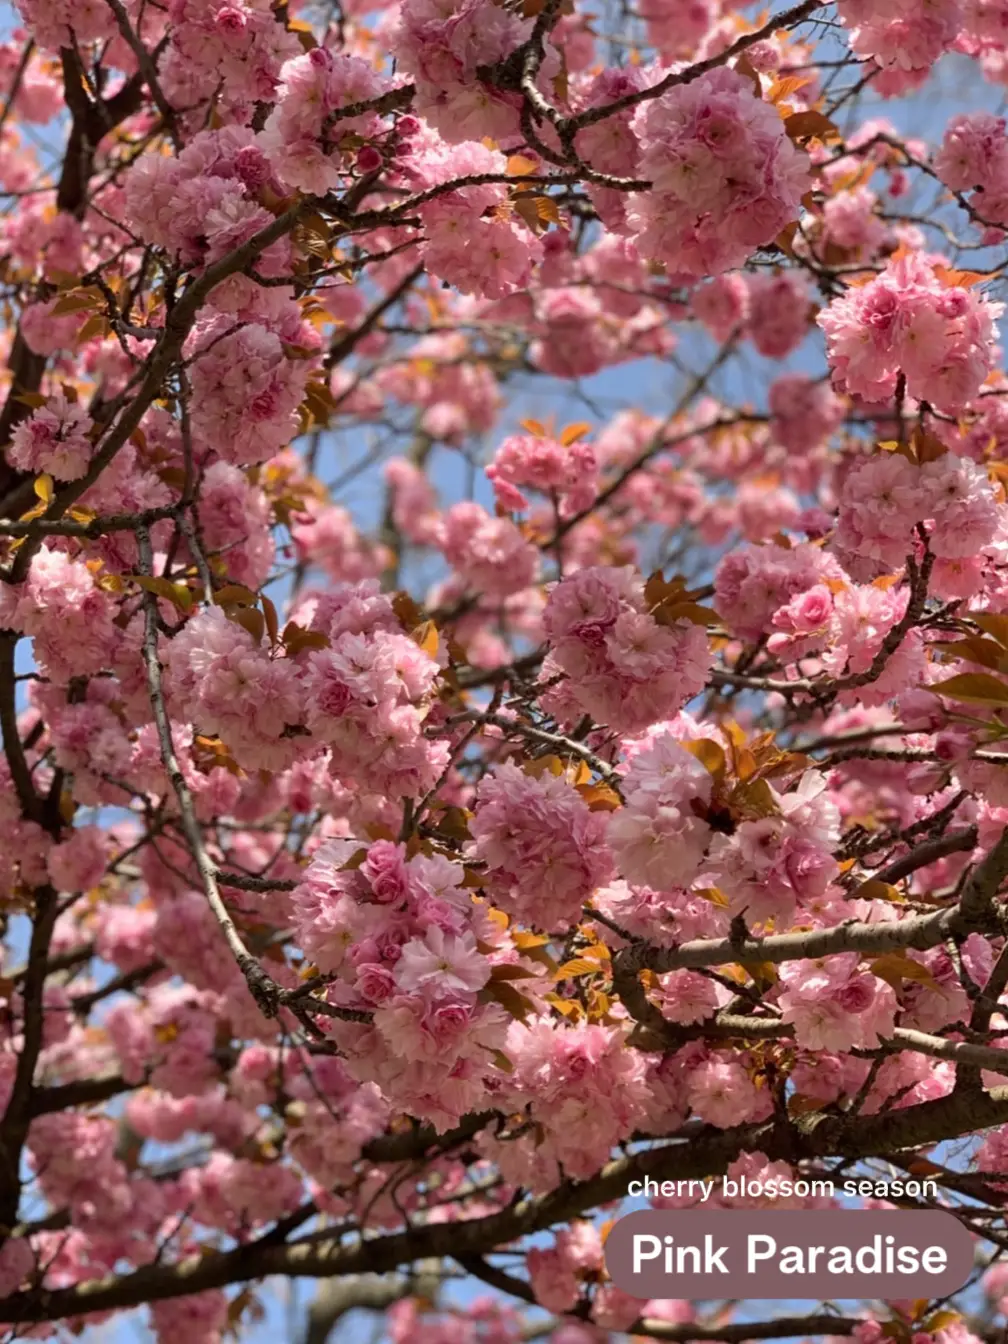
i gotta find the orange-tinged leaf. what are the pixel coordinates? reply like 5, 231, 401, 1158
486, 906, 509, 931
578, 939, 611, 963
47, 269, 83, 291
127, 574, 195, 612
282, 622, 330, 655
577, 781, 622, 812
365, 823, 396, 841
431, 804, 471, 844
283, 340, 322, 361
761, 752, 812, 782
696, 886, 729, 908
50, 288, 102, 315
411, 619, 440, 658
907, 1158, 943, 1176
721, 720, 760, 781
231, 606, 266, 643
775, 220, 799, 258
587, 987, 614, 1022
869, 954, 940, 991
922, 1313, 961, 1334
852, 879, 904, 903
784, 109, 840, 143
536, 196, 561, 226
491, 1049, 514, 1073
513, 930, 549, 949
829, 161, 876, 194
734, 53, 763, 97
158, 466, 187, 492
719, 963, 751, 986
287, 16, 318, 49
749, 960, 779, 986
479, 978, 536, 1021
214, 583, 259, 607
491, 962, 540, 981
789, 1093, 828, 1117
767, 72, 813, 103
682, 738, 727, 780
522, 0, 573, 16
871, 572, 904, 590
934, 266, 988, 288
554, 957, 603, 979
301, 380, 337, 429
33, 474, 54, 505
878, 439, 918, 467
515, 944, 556, 973
520, 417, 548, 437
262, 595, 279, 646
75, 314, 110, 344
523, 754, 566, 779
559, 421, 592, 446
507, 153, 538, 176
911, 429, 947, 464
972, 612, 1008, 649
644, 569, 689, 609
731, 776, 779, 818
391, 590, 424, 631
655, 600, 720, 628
931, 637, 1008, 673
880, 1324, 909, 1342
723, 720, 748, 752
930, 672, 1008, 706
513, 195, 546, 234
735, 747, 759, 781
13, 391, 46, 410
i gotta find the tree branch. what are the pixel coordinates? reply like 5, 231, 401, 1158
6, 1084, 1008, 1323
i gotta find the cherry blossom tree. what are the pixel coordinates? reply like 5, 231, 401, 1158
2, 0, 1008, 1340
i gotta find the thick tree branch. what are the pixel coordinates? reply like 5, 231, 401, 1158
0, 885, 59, 1233
6, 1084, 1008, 1323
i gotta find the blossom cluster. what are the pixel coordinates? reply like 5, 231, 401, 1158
817, 252, 1002, 410
541, 565, 713, 732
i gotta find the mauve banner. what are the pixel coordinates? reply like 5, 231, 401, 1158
604, 1210, 974, 1300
